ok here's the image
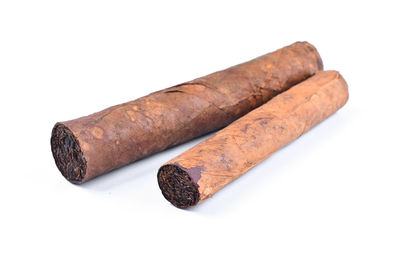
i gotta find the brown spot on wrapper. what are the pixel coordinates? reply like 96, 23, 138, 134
258, 119, 269, 127
240, 123, 250, 133
91, 127, 104, 139
126, 110, 136, 122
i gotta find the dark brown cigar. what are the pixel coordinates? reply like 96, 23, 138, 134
51, 41, 323, 184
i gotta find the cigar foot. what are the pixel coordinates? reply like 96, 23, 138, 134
51, 123, 87, 184
157, 164, 200, 208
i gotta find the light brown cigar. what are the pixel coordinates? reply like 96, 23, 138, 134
51, 41, 322, 184
158, 71, 349, 208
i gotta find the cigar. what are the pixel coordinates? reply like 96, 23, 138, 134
158, 71, 349, 208
51, 41, 322, 184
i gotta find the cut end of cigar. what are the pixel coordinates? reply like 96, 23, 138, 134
51, 123, 87, 184
157, 164, 200, 208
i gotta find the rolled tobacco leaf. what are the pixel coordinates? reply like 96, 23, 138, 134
158, 71, 349, 208
51, 41, 322, 184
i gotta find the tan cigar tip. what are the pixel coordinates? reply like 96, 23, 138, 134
51, 123, 87, 184
157, 164, 200, 208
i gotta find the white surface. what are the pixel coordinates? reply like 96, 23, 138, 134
1, 1, 399, 266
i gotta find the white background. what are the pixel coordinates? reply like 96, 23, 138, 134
1, 1, 399, 266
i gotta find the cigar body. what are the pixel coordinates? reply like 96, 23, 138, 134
158, 71, 349, 208
51, 42, 322, 183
